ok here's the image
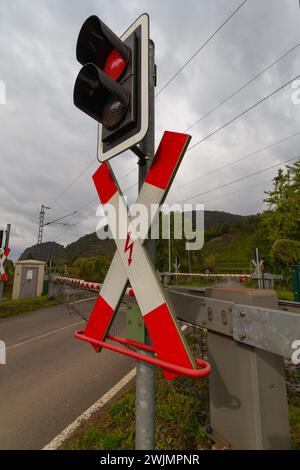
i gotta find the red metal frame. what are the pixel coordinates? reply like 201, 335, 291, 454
74, 329, 211, 379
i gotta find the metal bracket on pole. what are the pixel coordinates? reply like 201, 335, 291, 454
131, 145, 148, 162
126, 304, 145, 344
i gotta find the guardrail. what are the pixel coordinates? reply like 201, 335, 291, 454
50, 274, 300, 449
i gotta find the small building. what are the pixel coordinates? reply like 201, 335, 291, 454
12, 260, 45, 300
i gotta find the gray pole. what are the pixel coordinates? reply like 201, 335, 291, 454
256, 247, 262, 289
0, 224, 11, 303
5, 224, 11, 251
0, 281, 3, 303
135, 39, 156, 451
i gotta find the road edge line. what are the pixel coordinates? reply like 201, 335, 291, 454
42, 367, 136, 450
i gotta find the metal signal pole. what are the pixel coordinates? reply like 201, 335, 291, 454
0, 224, 11, 303
38, 205, 50, 244
135, 39, 156, 450
256, 247, 262, 289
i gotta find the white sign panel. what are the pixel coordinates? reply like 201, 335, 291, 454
98, 14, 149, 162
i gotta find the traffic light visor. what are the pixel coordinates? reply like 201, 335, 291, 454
76, 15, 129, 77
74, 63, 129, 130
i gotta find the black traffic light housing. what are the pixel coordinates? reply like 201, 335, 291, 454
74, 15, 149, 160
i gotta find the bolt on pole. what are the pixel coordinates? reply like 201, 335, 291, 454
135, 39, 156, 451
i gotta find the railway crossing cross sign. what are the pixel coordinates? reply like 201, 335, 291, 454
0, 247, 10, 281
84, 131, 196, 380
251, 259, 264, 272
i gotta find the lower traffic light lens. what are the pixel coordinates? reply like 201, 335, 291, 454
102, 98, 127, 130
74, 64, 129, 130
104, 49, 126, 81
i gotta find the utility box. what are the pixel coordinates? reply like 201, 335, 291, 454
12, 260, 45, 300
292, 265, 300, 302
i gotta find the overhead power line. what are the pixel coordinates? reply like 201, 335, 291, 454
203, 178, 273, 204
46, 0, 247, 212
70, 177, 137, 229
51, 157, 97, 205
43, 210, 78, 227
184, 41, 300, 133
100, 74, 300, 200
175, 130, 300, 190
181, 154, 300, 203
187, 73, 300, 152
50, 152, 135, 208
54, 69, 298, 213
155, 0, 248, 98
86, 73, 300, 209
50, 70, 300, 230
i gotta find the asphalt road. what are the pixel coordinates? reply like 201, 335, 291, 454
0, 302, 134, 450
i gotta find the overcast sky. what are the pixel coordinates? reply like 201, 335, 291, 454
0, 0, 299, 260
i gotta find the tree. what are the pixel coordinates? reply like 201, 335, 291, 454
261, 161, 300, 243
271, 239, 300, 267
270, 239, 300, 284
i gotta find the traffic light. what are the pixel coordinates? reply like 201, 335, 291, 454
74, 14, 149, 161
0, 230, 3, 249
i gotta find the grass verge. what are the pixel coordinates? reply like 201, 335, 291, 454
62, 361, 300, 450
63, 370, 212, 451
0, 295, 59, 319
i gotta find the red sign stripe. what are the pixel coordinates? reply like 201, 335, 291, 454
93, 163, 118, 204
3, 247, 10, 257
145, 131, 191, 190
144, 303, 194, 381
84, 295, 114, 352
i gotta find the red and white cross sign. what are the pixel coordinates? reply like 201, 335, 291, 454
84, 131, 195, 380
0, 247, 10, 281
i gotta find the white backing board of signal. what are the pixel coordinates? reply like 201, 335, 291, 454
97, 14, 149, 162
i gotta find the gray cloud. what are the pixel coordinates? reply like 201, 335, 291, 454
0, 0, 299, 260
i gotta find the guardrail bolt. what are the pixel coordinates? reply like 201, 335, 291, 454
240, 310, 246, 317
221, 310, 227, 325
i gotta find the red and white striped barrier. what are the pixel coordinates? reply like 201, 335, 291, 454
54, 275, 134, 297
0, 247, 10, 281
167, 272, 250, 279
85, 131, 195, 380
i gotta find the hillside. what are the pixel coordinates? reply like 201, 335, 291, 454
185, 210, 244, 229
63, 232, 115, 263
198, 232, 255, 273
20, 241, 64, 263
19, 211, 256, 273
156, 213, 259, 274
19, 233, 115, 264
